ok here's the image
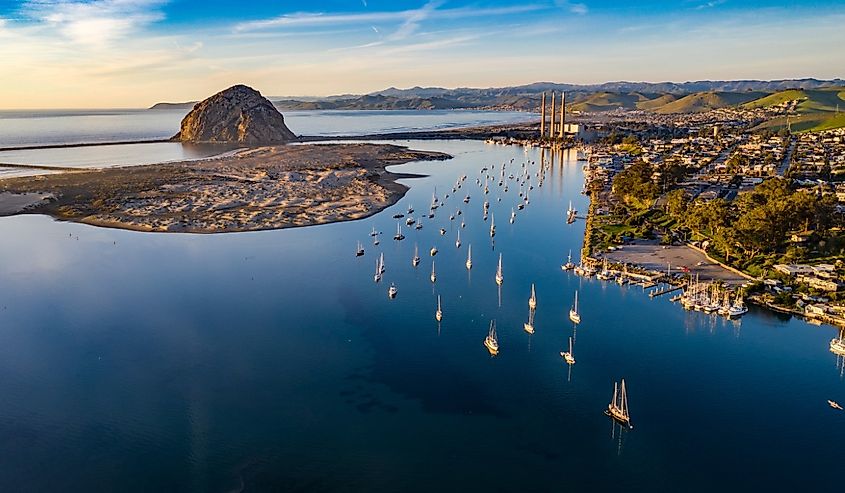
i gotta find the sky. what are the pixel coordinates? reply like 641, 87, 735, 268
0, 0, 843, 108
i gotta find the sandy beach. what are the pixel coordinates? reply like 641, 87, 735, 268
0, 143, 449, 233
602, 240, 750, 286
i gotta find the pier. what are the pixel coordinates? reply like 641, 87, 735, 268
649, 285, 683, 298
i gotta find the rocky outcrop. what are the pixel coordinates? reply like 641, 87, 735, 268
174, 85, 296, 145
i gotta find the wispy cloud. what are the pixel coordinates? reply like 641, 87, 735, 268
233, 3, 545, 33
695, 0, 727, 10
21, 0, 168, 45
389, 0, 443, 41
555, 1, 588, 15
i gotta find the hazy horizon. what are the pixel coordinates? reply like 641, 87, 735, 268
1, 0, 844, 109
1, 76, 844, 111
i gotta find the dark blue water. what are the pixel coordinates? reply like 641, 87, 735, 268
0, 140, 842, 491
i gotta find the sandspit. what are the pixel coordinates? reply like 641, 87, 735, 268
0, 143, 450, 233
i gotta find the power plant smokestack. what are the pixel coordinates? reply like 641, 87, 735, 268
540, 92, 546, 139
559, 92, 566, 139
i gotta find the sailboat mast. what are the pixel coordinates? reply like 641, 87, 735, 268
612, 381, 618, 408
620, 379, 628, 415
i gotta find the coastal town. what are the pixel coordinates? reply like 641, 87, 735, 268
489, 90, 845, 337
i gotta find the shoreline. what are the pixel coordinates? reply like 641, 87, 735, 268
0, 122, 541, 153
0, 143, 450, 234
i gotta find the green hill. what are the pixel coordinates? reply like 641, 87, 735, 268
655, 91, 768, 114
570, 92, 657, 112
636, 94, 678, 111
743, 88, 845, 112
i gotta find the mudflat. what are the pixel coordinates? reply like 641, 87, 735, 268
0, 143, 450, 233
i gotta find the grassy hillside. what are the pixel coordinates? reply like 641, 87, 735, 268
743, 88, 845, 112
752, 112, 845, 133
636, 93, 678, 110
655, 91, 767, 114
569, 92, 658, 112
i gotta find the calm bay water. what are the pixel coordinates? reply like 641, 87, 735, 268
0, 109, 532, 172
0, 139, 843, 491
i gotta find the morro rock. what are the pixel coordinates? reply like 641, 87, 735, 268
174, 85, 296, 144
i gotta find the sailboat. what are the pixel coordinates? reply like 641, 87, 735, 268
356, 241, 364, 257
830, 331, 845, 356
455, 229, 461, 248
373, 259, 382, 283
567, 200, 577, 223
510, 207, 516, 224
605, 379, 633, 429
393, 222, 405, 241
435, 295, 443, 322
560, 336, 575, 365
484, 320, 499, 355
569, 290, 581, 324
388, 283, 398, 298
490, 213, 496, 238
561, 250, 575, 271
466, 244, 473, 270
495, 253, 504, 285
727, 293, 749, 318
829, 400, 844, 411
379, 252, 386, 274
370, 226, 378, 237
430, 261, 437, 283
523, 309, 535, 334
412, 244, 420, 267
528, 283, 537, 310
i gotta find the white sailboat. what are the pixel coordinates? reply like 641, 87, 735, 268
605, 379, 633, 429
510, 207, 516, 224
561, 250, 575, 271
484, 320, 499, 355
430, 261, 437, 283
393, 222, 405, 241
727, 294, 749, 318
495, 253, 504, 285
490, 213, 496, 238
379, 252, 386, 274
830, 331, 845, 356
567, 200, 577, 223
523, 304, 535, 334
528, 283, 537, 310
455, 229, 461, 248
356, 241, 364, 257
560, 336, 575, 365
466, 244, 473, 270
569, 290, 581, 324
412, 244, 420, 267
373, 259, 382, 283
388, 283, 398, 298
435, 295, 443, 322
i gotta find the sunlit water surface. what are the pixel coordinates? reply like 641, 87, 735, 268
0, 140, 842, 491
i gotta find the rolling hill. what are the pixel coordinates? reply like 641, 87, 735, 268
743, 88, 845, 111
654, 91, 768, 114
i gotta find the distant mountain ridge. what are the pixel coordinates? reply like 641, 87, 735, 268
148, 79, 845, 131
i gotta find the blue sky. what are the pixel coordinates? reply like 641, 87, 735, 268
0, 0, 843, 108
